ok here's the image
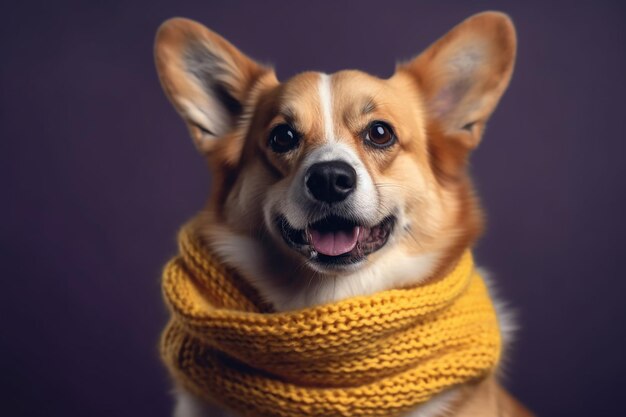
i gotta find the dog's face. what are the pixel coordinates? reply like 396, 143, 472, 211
155, 12, 516, 308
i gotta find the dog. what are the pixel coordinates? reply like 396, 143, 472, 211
155, 10, 533, 417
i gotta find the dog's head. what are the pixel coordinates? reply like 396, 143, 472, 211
155, 12, 516, 309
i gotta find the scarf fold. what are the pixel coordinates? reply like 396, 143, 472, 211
160, 226, 501, 417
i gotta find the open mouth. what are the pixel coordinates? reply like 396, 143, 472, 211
276, 214, 396, 267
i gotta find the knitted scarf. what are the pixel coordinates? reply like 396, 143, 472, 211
160, 226, 501, 417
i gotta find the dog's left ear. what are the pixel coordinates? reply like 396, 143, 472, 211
155, 18, 276, 155
399, 12, 516, 149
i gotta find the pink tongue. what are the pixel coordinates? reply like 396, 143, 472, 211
309, 227, 360, 256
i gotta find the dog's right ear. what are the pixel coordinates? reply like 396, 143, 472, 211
155, 18, 276, 153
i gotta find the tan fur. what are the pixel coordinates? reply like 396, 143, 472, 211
155, 11, 532, 417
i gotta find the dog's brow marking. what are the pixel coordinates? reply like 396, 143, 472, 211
319, 73, 334, 142
362, 97, 377, 115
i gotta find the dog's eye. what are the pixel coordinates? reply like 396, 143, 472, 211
269, 124, 299, 153
365, 122, 396, 148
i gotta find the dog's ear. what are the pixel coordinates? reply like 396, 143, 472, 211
155, 18, 276, 153
398, 12, 516, 149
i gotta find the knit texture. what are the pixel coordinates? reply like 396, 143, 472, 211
160, 226, 502, 417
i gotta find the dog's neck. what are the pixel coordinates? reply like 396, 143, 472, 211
172, 216, 517, 417
163, 229, 501, 417
171, 216, 518, 417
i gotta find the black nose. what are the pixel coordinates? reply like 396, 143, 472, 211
305, 160, 357, 203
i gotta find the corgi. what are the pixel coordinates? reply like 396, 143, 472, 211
155, 11, 533, 417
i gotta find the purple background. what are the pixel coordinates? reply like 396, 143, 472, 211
2, 1, 625, 416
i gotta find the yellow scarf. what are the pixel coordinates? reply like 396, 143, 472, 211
160, 226, 501, 417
